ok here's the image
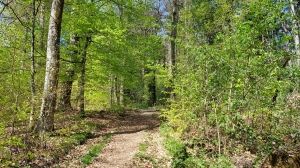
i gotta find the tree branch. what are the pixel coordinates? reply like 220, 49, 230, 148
2, 1, 31, 30
0, 0, 13, 15
0, 5, 6, 15
60, 58, 82, 64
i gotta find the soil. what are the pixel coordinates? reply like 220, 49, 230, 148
53, 110, 170, 168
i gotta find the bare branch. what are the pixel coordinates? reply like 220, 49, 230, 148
60, 58, 82, 64
1, 0, 31, 30
0, 5, 5, 15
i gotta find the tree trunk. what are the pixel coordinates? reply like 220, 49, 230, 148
289, 0, 300, 95
113, 76, 118, 105
109, 74, 113, 108
149, 72, 156, 106
57, 71, 74, 111
170, 0, 179, 69
78, 36, 90, 117
39, 1, 46, 51
34, 0, 64, 133
29, 0, 36, 129
290, 0, 300, 66
119, 77, 124, 106
168, 0, 179, 100
57, 34, 79, 112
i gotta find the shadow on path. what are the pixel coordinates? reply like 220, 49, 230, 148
84, 110, 161, 137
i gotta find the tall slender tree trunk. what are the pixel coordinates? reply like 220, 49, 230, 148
39, 1, 46, 51
78, 37, 90, 117
288, 0, 300, 95
109, 74, 113, 108
290, 0, 300, 66
113, 76, 118, 105
170, 0, 179, 72
168, 0, 179, 100
290, 0, 300, 55
57, 34, 79, 111
29, 0, 36, 129
119, 77, 124, 106
34, 0, 64, 133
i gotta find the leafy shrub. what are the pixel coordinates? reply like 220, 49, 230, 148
73, 132, 93, 145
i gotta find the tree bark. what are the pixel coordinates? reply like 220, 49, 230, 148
113, 76, 118, 105
57, 71, 74, 111
78, 36, 90, 117
168, 0, 179, 100
34, 0, 64, 133
39, 1, 46, 51
290, 0, 300, 67
29, 0, 36, 129
170, 0, 179, 69
149, 73, 156, 106
57, 34, 79, 112
119, 77, 124, 106
109, 74, 113, 108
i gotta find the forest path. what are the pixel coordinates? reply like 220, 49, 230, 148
54, 110, 170, 168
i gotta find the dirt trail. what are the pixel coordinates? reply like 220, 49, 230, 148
87, 130, 149, 168
54, 110, 169, 168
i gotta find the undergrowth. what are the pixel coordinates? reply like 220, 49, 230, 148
160, 124, 234, 168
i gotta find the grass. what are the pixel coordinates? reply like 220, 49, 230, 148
133, 138, 164, 168
81, 134, 113, 165
135, 152, 156, 163
138, 141, 148, 152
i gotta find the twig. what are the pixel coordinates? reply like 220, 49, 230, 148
2, 1, 31, 30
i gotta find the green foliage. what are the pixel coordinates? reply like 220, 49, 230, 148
1, 0, 300, 166
160, 124, 188, 167
60, 140, 75, 155
184, 155, 233, 168
80, 121, 101, 131
81, 155, 93, 165
58, 131, 93, 155
171, 145, 189, 168
73, 132, 93, 145
0, 134, 26, 167
138, 141, 148, 152
162, 0, 300, 166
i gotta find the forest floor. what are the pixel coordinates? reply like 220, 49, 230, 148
50, 110, 171, 168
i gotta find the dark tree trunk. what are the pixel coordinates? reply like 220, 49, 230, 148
168, 0, 179, 100
57, 71, 74, 111
78, 36, 91, 117
170, 0, 179, 69
57, 34, 79, 112
149, 73, 156, 106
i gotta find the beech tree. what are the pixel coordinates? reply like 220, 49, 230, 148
29, 0, 36, 128
35, 0, 64, 132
